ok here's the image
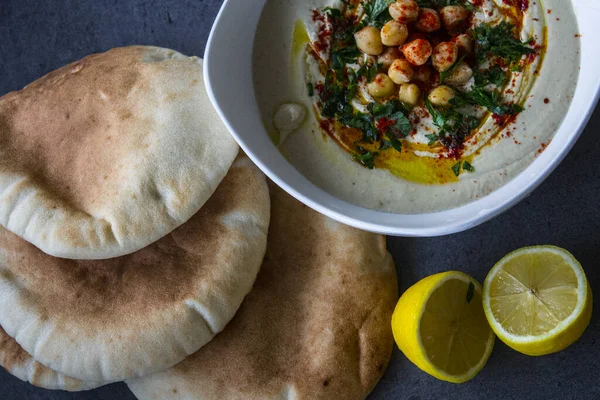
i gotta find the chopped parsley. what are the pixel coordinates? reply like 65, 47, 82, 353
474, 65, 508, 87
440, 54, 467, 83
311, 4, 531, 172
452, 162, 462, 177
362, 0, 395, 28
472, 22, 536, 64
416, 0, 476, 11
452, 87, 524, 116
425, 134, 439, 146
369, 100, 412, 138
357, 62, 382, 83
426, 100, 480, 148
352, 151, 378, 169
451, 160, 475, 176
386, 135, 404, 152
339, 110, 379, 141
325, 7, 361, 74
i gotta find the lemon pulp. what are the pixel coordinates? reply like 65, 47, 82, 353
421, 278, 493, 376
483, 246, 592, 356
392, 272, 495, 383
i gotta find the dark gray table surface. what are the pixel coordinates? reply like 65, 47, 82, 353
1, 1, 598, 399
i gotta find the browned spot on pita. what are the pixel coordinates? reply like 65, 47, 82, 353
132, 187, 397, 399
0, 156, 266, 321
0, 327, 29, 370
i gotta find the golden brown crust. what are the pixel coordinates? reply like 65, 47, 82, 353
0, 46, 239, 259
0, 155, 270, 383
0, 327, 101, 391
128, 186, 398, 400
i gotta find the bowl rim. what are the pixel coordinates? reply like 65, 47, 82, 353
204, 0, 600, 237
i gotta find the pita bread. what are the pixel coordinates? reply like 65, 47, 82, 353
0, 155, 270, 383
0, 46, 238, 259
127, 186, 397, 400
0, 327, 101, 392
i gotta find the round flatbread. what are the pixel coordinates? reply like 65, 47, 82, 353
0, 155, 270, 383
127, 186, 397, 400
0, 46, 239, 259
0, 327, 100, 392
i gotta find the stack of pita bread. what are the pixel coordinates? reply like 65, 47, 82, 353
0, 46, 398, 399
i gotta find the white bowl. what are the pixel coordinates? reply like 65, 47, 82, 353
204, 0, 600, 237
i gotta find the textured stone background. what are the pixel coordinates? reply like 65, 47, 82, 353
1, 1, 599, 399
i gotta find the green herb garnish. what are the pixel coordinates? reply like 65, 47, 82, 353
307, 82, 314, 97
452, 62, 522, 116
425, 134, 439, 146
388, 112, 413, 137
474, 65, 508, 87
369, 100, 412, 138
450, 161, 475, 176
452, 162, 462, 177
452, 87, 523, 116
340, 111, 380, 141
382, 135, 403, 152
362, 0, 395, 28
440, 54, 467, 83
353, 151, 378, 169
325, 7, 361, 75
472, 22, 536, 64
466, 282, 475, 303
426, 100, 480, 148
369, 99, 407, 117
416, 0, 476, 11
358, 62, 382, 83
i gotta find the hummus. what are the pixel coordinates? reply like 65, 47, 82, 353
253, 0, 580, 213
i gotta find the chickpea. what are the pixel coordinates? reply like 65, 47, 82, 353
381, 20, 409, 47
453, 33, 473, 54
401, 39, 433, 66
444, 62, 473, 85
413, 65, 432, 82
428, 85, 456, 107
399, 84, 421, 106
378, 47, 403, 71
388, 59, 414, 84
432, 42, 459, 72
354, 26, 384, 55
440, 6, 468, 32
368, 73, 396, 97
389, 0, 419, 23
416, 8, 441, 33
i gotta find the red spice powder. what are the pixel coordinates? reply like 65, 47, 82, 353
311, 10, 331, 54
376, 117, 394, 136
492, 113, 518, 127
311, 10, 325, 23
536, 141, 551, 156
525, 41, 542, 64
446, 146, 463, 160
319, 119, 333, 135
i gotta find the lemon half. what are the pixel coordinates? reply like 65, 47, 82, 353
483, 245, 592, 356
392, 271, 495, 383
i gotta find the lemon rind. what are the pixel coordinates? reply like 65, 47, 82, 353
483, 245, 589, 345
416, 271, 496, 383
